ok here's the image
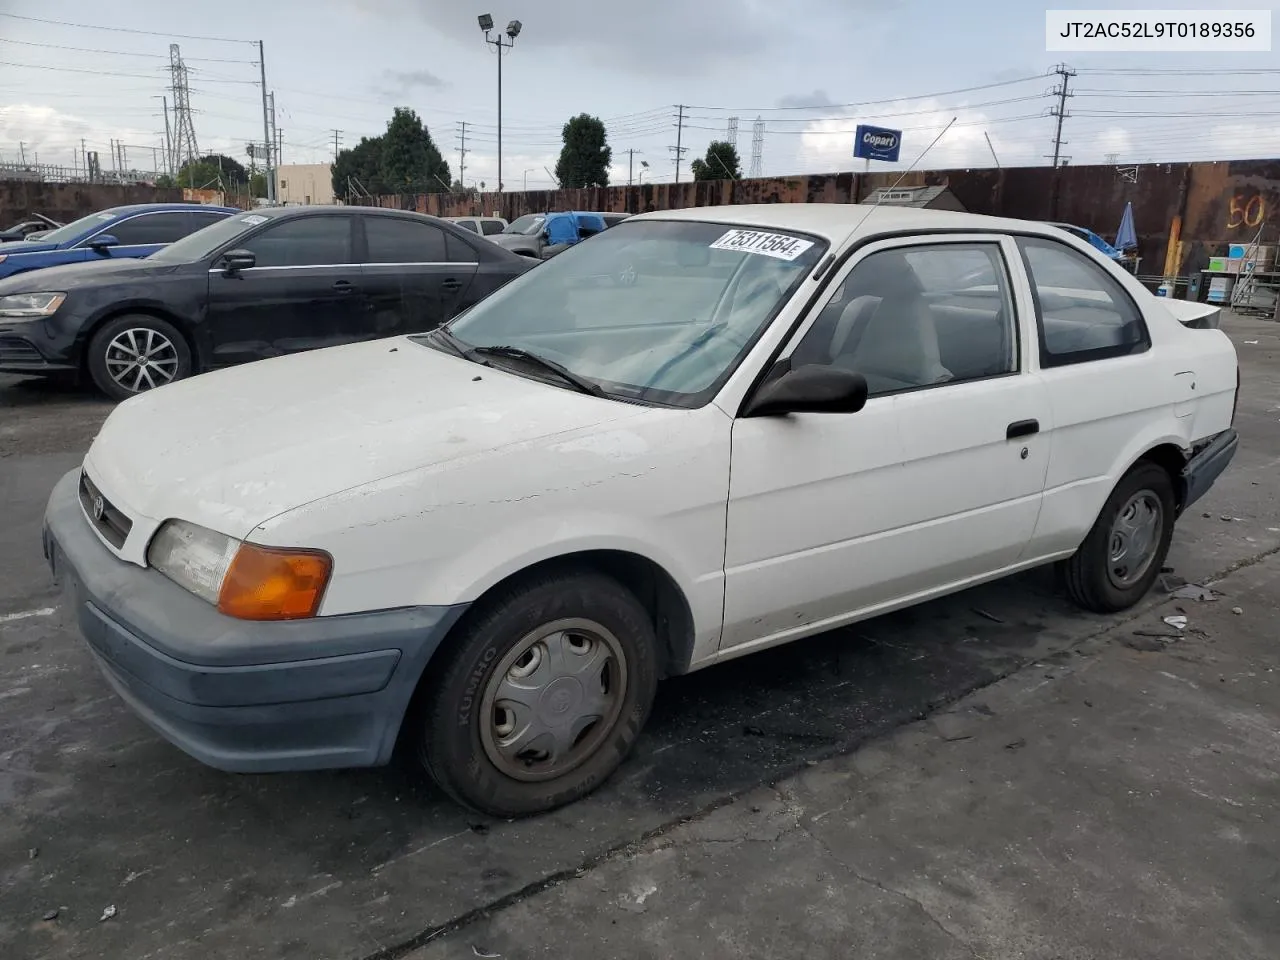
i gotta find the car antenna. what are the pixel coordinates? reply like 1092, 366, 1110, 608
851, 116, 958, 233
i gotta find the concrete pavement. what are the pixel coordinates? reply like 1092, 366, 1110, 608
2, 313, 1279, 959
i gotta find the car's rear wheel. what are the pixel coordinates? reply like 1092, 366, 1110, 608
87, 315, 192, 402
417, 571, 659, 818
1061, 460, 1176, 613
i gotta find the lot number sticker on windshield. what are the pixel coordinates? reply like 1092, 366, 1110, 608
239, 214, 268, 225
709, 229, 814, 261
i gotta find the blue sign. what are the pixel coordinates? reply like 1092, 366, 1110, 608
854, 125, 902, 163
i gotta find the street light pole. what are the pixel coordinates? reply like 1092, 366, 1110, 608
479, 14, 522, 195
523, 168, 534, 191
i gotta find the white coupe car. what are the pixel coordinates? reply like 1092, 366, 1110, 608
44, 205, 1239, 817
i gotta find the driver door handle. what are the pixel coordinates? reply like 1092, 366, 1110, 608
332, 279, 354, 293
1007, 419, 1040, 439
441, 278, 463, 291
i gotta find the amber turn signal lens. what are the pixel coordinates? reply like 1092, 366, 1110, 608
217, 543, 332, 621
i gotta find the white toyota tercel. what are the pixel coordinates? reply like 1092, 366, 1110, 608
44, 205, 1240, 817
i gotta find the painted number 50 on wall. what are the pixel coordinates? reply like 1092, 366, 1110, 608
1227, 193, 1265, 230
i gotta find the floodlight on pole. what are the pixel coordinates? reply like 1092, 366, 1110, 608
480, 13, 520, 194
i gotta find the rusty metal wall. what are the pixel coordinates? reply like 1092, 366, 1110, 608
0, 182, 186, 225
386, 159, 1279, 277
7, 158, 1273, 279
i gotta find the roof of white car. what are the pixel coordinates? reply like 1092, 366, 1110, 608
630, 203, 1058, 246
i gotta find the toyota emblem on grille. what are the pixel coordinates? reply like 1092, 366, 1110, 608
92, 495, 105, 521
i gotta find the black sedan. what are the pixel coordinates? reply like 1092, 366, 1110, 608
0, 206, 535, 400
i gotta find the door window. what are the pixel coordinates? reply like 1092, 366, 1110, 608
104, 212, 192, 246
481, 220, 505, 236
241, 216, 353, 267
456, 220, 480, 234
446, 234, 479, 264
188, 211, 230, 234
1017, 237, 1147, 366
789, 242, 1017, 397
364, 216, 448, 263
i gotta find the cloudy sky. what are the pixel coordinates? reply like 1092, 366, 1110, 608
1, 0, 1277, 190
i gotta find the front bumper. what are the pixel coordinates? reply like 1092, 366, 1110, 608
0, 323, 76, 373
43, 468, 467, 773
1181, 427, 1239, 510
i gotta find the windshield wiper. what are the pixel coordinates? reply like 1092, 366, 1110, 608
425, 325, 476, 360
470, 345, 607, 397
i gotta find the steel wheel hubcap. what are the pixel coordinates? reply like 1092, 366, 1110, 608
1108, 490, 1163, 589
105, 328, 179, 393
479, 617, 628, 783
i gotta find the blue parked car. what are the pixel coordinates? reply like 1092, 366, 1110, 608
0, 203, 239, 280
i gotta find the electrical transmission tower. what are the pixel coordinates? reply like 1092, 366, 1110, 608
725, 116, 739, 151
168, 44, 199, 170
1046, 62, 1075, 168
748, 117, 764, 179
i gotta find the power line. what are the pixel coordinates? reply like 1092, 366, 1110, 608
0, 59, 257, 82
684, 74, 1048, 113
0, 37, 256, 63
0, 12, 253, 44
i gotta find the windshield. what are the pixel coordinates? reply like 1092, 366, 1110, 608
148, 212, 269, 263
426, 219, 827, 407
504, 215, 546, 236
36, 209, 121, 245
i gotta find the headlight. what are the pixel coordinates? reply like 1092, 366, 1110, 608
147, 519, 332, 620
0, 292, 66, 317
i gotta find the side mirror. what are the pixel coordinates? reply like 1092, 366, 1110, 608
742, 363, 869, 418
220, 249, 256, 274
89, 234, 120, 252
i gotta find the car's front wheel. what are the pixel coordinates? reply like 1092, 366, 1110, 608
87, 315, 192, 402
1061, 460, 1176, 613
417, 571, 659, 818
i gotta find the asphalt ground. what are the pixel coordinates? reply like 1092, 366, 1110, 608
2, 312, 1277, 960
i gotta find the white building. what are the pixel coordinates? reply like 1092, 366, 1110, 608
276, 163, 336, 205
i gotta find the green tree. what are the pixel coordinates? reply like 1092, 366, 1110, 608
380, 107, 451, 193
155, 174, 176, 188
250, 172, 267, 199
555, 114, 611, 188
690, 141, 741, 181
330, 108, 451, 197
174, 153, 249, 189
332, 135, 385, 198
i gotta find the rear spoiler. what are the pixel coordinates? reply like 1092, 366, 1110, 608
1159, 297, 1222, 330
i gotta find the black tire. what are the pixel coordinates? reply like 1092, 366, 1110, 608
87, 314, 193, 402
418, 571, 659, 818
1061, 460, 1176, 613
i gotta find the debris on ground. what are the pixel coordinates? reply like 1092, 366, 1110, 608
1163, 615, 1188, 631
472, 947, 502, 959
743, 724, 766, 737
1171, 583, 1220, 602
1123, 635, 1167, 652
1233, 607, 1244, 615
1004, 738, 1027, 751
971, 607, 1004, 623
28, 847, 38, 860
1244, 339, 1259, 344
1160, 574, 1189, 591
42, 908, 59, 921
99, 905, 117, 922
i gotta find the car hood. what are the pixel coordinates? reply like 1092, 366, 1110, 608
84, 336, 648, 539
0, 256, 181, 294
489, 234, 535, 250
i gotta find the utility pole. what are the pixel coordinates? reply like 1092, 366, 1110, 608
258, 40, 275, 203
276, 127, 283, 169
626, 148, 644, 186
161, 96, 173, 175
332, 129, 342, 160
81, 138, 87, 181
18, 141, 26, 164
1048, 62, 1075, 168
456, 121, 468, 188
669, 105, 687, 183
